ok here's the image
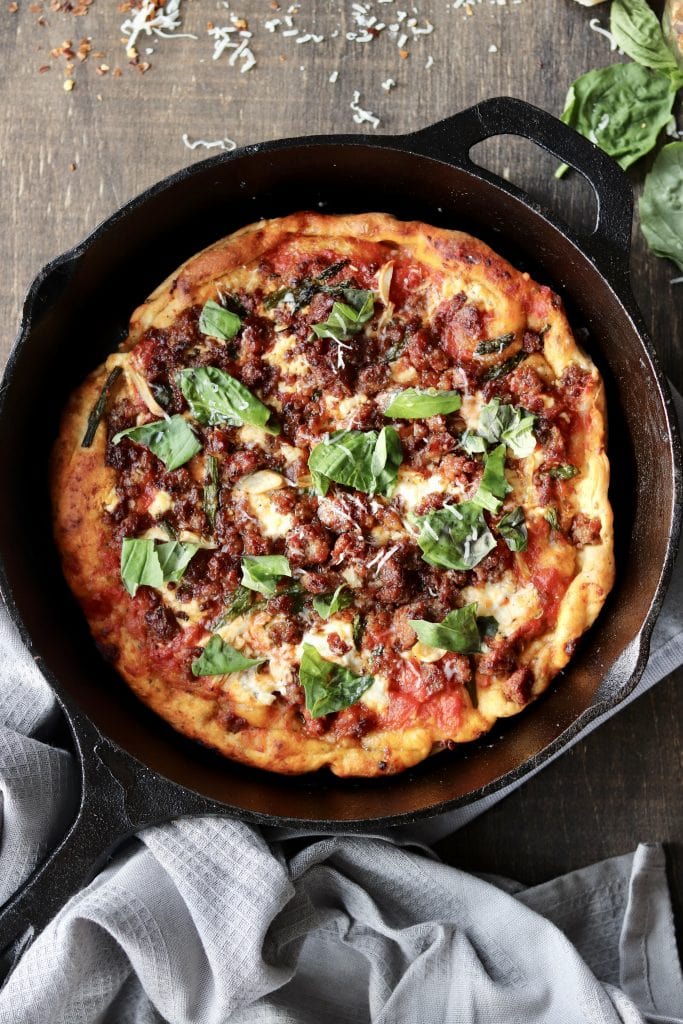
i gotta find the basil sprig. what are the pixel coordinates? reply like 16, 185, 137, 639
192, 634, 265, 677
384, 388, 462, 419
311, 291, 375, 343
639, 142, 683, 272
497, 507, 528, 552
263, 260, 350, 311
611, 0, 683, 80
409, 602, 495, 655
473, 444, 512, 514
415, 502, 496, 571
120, 538, 198, 597
556, 64, 677, 178
313, 585, 352, 620
308, 427, 402, 497
299, 643, 374, 718
113, 415, 202, 471
241, 555, 292, 596
177, 366, 280, 435
198, 300, 242, 341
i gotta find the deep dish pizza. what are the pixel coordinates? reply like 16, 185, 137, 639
52, 212, 614, 777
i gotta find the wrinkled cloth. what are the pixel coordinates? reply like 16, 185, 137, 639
0, 395, 681, 1022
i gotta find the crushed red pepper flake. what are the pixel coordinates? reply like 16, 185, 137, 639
38, 63, 50, 72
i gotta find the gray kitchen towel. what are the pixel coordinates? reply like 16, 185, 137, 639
0, 394, 680, 1022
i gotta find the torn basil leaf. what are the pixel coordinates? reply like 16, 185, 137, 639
263, 260, 350, 311
383, 388, 462, 419
415, 501, 496, 571
192, 634, 265, 677
474, 333, 515, 356
482, 350, 526, 381
549, 463, 579, 481
545, 507, 560, 531
610, 0, 683, 79
113, 415, 202, 471
204, 455, 219, 531
460, 430, 487, 456
82, 366, 122, 448
241, 554, 292, 596
225, 584, 255, 618
477, 615, 499, 640
639, 142, 683, 272
299, 643, 374, 718
311, 291, 375, 343
120, 538, 198, 597
198, 300, 241, 341
478, 399, 537, 458
177, 366, 280, 435
308, 427, 402, 497
409, 602, 491, 655
497, 507, 528, 552
556, 64, 676, 177
313, 585, 352, 620
473, 444, 512, 514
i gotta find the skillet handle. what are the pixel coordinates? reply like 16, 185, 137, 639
0, 728, 213, 981
407, 96, 633, 285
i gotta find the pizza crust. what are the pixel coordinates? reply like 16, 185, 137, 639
52, 212, 614, 777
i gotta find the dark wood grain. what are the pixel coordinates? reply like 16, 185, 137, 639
2, 0, 681, 921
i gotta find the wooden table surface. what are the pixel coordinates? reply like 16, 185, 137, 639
2, 0, 682, 934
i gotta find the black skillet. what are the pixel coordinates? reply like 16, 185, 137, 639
0, 96, 680, 959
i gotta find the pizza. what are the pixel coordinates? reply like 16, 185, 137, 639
51, 212, 614, 777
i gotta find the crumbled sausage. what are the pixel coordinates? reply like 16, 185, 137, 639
286, 524, 331, 566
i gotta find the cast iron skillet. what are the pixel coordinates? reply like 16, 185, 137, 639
0, 96, 680, 959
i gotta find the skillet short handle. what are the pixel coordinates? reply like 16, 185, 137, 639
407, 96, 633, 284
0, 789, 133, 980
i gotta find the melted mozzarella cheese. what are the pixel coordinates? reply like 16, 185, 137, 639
264, 333, 311, 380
234, 471, 293, 538
148, 490, 173, 517
461, 575, 541, 638
300, 619, 363, 672
360, 673, 390, 713
324, 393, 370, 428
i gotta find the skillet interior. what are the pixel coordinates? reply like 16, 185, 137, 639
0, 139, 677, 825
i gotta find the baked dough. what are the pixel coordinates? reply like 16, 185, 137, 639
52, 212, 614, 777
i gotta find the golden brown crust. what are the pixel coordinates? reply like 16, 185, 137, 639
52, 212, 614, 777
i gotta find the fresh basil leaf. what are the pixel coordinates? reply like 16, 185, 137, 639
460, 430, 487, 455
155, 541, 199, 582
241, 554, 292, 596
415, 501, 496, 570
384, 388, 462, 419
478, 399, 537, 459
611, 0, 683, 78
226, 584, 255, 618
120, 538, 164, 597
474, 333, 515, 356
545, 507, 560, 531
556, 64, 676, 177
639, 142, 683, 271
482, 350, 527, 381
473, 444, 512, 514
497, 507, 528, 552
311, 292, 375, 342
204, 455, 219, 531
308, 427, 402, 497
198, 300, 241, 341
82, 366, 122, 448
192, 634, 265, 677
313, 585, 352, 620
120, 537, 198, 596
549, 463, 579, 480
113, 415, 201, 471
299, 643, 374, 718
409, 603, 490, 655
177, 366, 279, 435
